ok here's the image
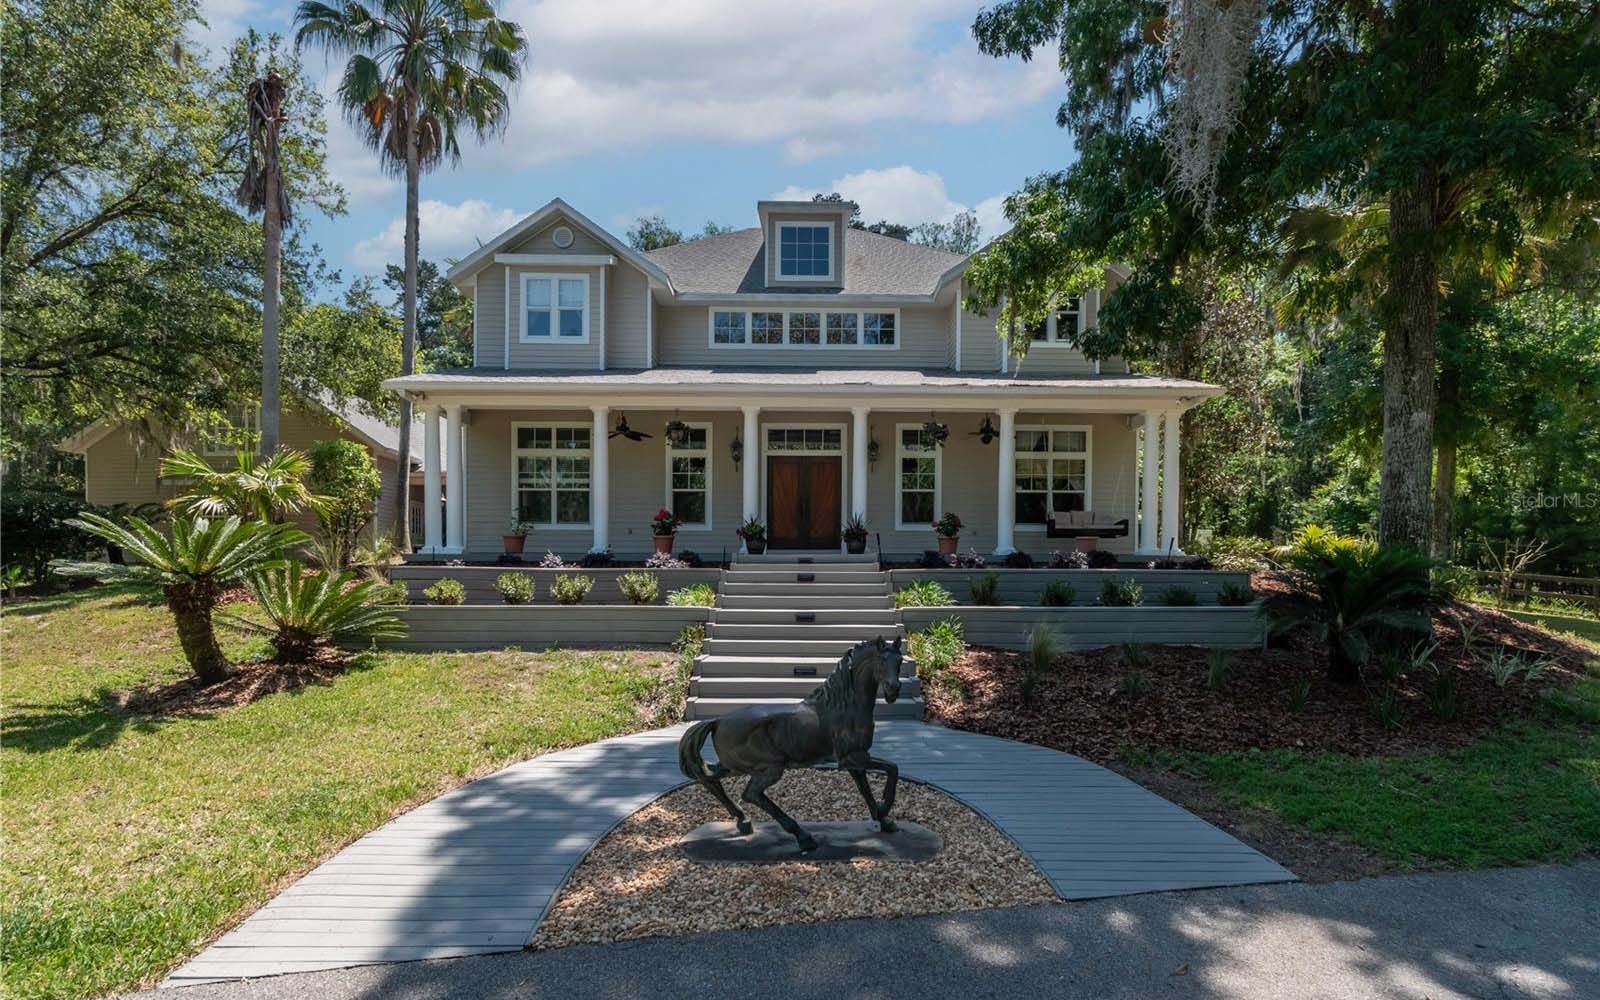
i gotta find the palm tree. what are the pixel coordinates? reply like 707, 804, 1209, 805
294, 0, 527, 549
66, 514, 309, 684
237, 71, 292, 456
161, 447, 328, 523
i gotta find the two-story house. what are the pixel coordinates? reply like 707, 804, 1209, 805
387, 197, 1221, 560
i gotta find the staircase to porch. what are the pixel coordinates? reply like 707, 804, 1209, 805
684, 551, 923, 721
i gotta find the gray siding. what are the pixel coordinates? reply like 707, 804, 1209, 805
900, 606, 1265, 650
655, 303, 949, 368
764, 210, 848, 288
376, 605, 710, 651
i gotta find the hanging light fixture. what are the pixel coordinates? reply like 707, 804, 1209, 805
609, 413, 651, 441
730, 432, 744, 466
969, 415, 999, 445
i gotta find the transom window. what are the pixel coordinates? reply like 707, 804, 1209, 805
706, 309, 898, 349
1015, 426, 1091, 525
776, 222, 832, 279
766, 427, 842, 453
513, 424, 591, 526
666, 424, 711, 528
1027, 295, 1086, 344
521, 273, 589, 343
896, 425, 941, 529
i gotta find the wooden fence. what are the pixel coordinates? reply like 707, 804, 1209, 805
1473, 571, 1600, 612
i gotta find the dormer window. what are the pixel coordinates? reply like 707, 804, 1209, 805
776, 222, 834, 280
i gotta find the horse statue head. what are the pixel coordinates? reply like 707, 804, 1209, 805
853, 635, 904, 704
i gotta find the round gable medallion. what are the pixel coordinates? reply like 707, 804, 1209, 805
551, 225, 575, 249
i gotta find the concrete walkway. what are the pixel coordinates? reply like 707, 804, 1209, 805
135, 863, 1600, 1000
165, 721, 1291, 987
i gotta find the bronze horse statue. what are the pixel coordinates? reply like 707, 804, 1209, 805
677, 635, 905, 853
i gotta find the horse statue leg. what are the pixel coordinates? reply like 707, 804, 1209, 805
741, 767, 817, 853
842, 752, 900, 833
677, 719, 752, 834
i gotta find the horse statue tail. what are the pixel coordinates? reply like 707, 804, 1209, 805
677, 719, 720, 782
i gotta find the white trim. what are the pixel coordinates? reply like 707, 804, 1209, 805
663, 421, 713, 532
1013, 423, 1094, 532
705, 307, 900, 351
1025, 295, 1089, 348
201, 405, 259, 457
953, 286, 963, 373
502, 267, 511, 369
494, 253, 616, 267
893, 422, 941, 532
772, 220, 837, 283
759, 422, 848, 534
518, 272, 591, 345
598, 267, 606, 371
645, 289, 654, 367
446, 199, 673, 291
471, 280, 480, 367
510, 421, 594, 530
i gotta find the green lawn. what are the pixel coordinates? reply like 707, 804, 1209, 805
1143, 670, 1600, 870
1, 585, 670, 1000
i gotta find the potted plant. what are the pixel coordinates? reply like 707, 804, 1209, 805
503, 517, 531, 556
650, 507, 681, 554
932, 511, 962, 556
736, 517, 767, 554
842, 513, 869, 554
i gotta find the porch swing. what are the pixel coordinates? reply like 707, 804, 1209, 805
1044, 441, 1130, 541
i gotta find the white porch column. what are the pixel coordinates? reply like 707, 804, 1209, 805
1161, 408, 1183, 554
850, 406, 870, 522
444, 405, 464, 553
421, 405, 442, 553
993, 407, 1018, 555
741, 406, 760, 522
590, 405, 609, 553
1140, 409, 1160, 553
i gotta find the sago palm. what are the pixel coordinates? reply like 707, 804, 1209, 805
295, 0, 527, 549
227, 561, 407, 662
162, 447, 327, 523
65, 513, 309, 684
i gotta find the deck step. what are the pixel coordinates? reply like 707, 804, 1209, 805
721, 582, 890, 597
695, 654, 917, 678
685, 696, 922, 720
711, 608, 902, 626
703, 637, 896, 657
705, 624, 904, 642
733, 551, 878, 565
722, 569, 887, 585
690, 676, 923, 699
717, 595, 895, 610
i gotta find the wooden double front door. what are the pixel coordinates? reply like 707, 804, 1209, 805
767, 456, 841, 550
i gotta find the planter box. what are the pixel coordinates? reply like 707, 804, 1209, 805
889, 568, 1251, 606
900, 605, 1265, 651
374, 604, 712, 652
392, 565, 721, 606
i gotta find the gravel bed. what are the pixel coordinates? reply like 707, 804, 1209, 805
531, 769, 1057, 949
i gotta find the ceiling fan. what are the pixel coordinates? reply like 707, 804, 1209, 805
969, 415, 999, 445
609, 412, 652, 441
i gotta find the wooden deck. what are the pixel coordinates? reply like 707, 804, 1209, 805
164, 722, 1293, 987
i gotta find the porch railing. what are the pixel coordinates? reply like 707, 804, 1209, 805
408, 502, 424, 550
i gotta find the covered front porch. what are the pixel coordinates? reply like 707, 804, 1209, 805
386, 369, 1219, 562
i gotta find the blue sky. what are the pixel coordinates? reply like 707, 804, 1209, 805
196, 0, 1076, 285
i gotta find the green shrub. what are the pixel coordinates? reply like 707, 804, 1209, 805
618, 571, 660, 605
1206, 649, 1234, 690
910, 617, 966, 677
934, 671, 972, 702
1119, 671, 1151, 698
1427, 666, 1460, 720
1370, 686, 1404, 731
1039, 580, 1077, 606
894, 579, 955, 608
1021, 622, 1060, 704
493, 572, 535, 604
1286, 678, 1312, 712
1217, 581, 1256, 606
1190, 534, 1273, 572
550, 573, 593, 605
1100, 578, 1143, 607
424, 578, 466, 605
231, 562, 406, 661
1162, 586, 1198, 607
970, 572, 1002, 606
2, 483, 100, 583
1121, 642, 1150, 670
308, 440, 382, 568
666, 582, 716, 607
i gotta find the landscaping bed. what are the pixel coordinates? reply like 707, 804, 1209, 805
531, 768, 1056, 950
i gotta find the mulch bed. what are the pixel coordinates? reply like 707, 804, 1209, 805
924, 600, 1594, 762
531, 769, 1056, 950
114, 651, 352, 716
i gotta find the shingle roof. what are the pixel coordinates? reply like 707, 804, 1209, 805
644, 227, 967, 296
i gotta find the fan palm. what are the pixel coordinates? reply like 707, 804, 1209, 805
295, 0, 527, 550
64, 513, 309, 683
1261, 526, 1435, 685
162, 447, 328, 523
227, 562, 406, 662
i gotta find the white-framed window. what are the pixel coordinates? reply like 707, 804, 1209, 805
201, 406, 260, 457
765, 426, 844, 453
513, 423, 591, 527
1015, 425, 1091, 526
895, 424, 941, 530
775, 221, 834, 280
705, 308, 898, 350
520, 273, 589, 343
665, 423, 711, 529
1027, 294, 1089, 345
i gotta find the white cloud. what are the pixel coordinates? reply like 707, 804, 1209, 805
351, 199, 523, 271
974, 193, 1011, 241
772, 167, 1015, 240
451, 0, 1058, 171
190, 0, 260, 59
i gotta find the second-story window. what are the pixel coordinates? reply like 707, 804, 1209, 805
1028, 295, 1086, 344
776, 223, 833, 279
521, 274, 589, 343
706, 309, 898, 350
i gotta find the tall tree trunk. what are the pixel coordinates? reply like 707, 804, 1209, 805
260, 151, 282, 457
389, 128, 421, 551
1431, 360, 1460, 561
165, 581, 229, 684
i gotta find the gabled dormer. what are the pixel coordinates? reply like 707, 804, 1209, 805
756, 199, 854, 289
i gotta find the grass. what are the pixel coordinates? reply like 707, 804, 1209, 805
1139, 673, 1600, 870
1, 584, 669, 1000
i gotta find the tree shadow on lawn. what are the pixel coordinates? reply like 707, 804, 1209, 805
1, 581, 163, 618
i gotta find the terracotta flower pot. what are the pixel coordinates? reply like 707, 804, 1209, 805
937, 535, 958, 556
502, 534, 527, 555
653, 534, 675, 555
1075, 536, 1099, 554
